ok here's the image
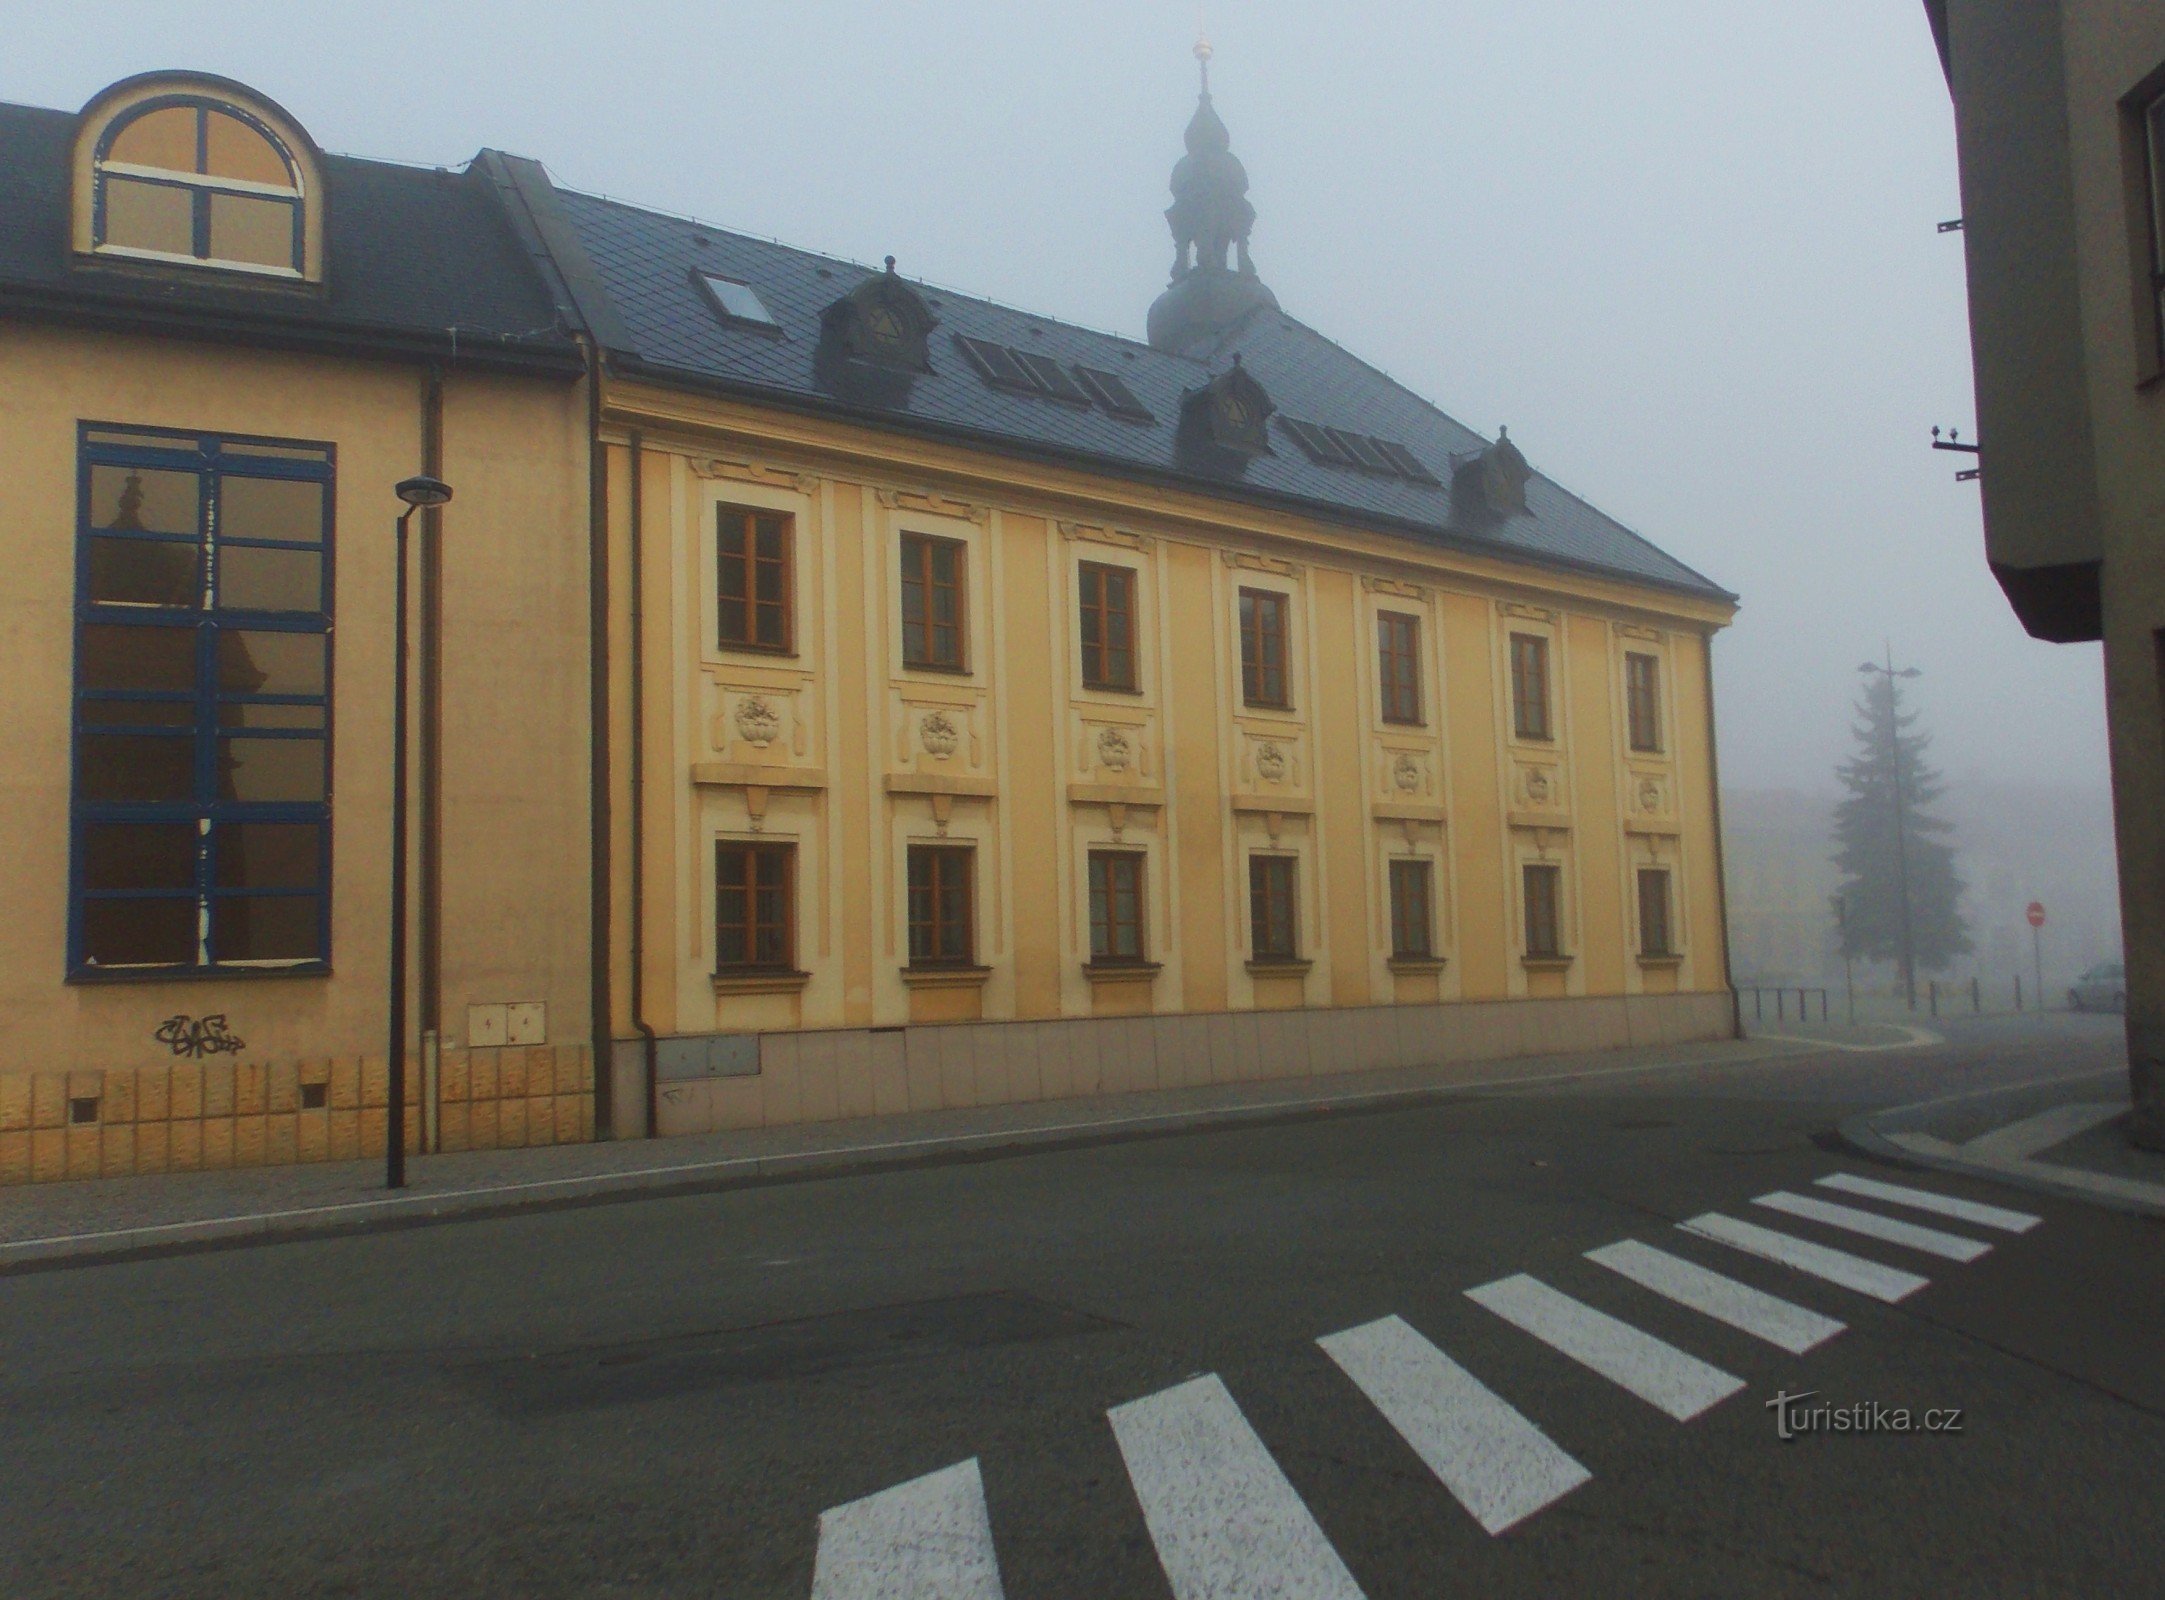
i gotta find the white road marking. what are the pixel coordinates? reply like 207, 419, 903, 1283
1108, 1373, 1367, 1600
1681, 1213, 1929, 1303
810, 1457, 1004, 1600
1750, 1024, 1941, 1053
1815, 1173, 2040, 1233
1752, 1191, 1990, 1263
1464, 1273, 1745, 1422
1584, 1239, 1844, 1355
1962, 1101, 2125, 1161
1317, 1314, 1591, 1535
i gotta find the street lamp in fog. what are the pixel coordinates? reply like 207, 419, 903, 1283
387, 474, 453, 1189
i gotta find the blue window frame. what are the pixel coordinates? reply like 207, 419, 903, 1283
92, 96, 306, 275
69, 424, 335, 980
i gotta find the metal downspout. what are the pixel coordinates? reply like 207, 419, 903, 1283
627, 428, 659, 1135
1703, 630, 1742, 1039
585, 339, 615, 1137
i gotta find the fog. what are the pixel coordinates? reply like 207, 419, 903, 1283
6, 1, 2116, 811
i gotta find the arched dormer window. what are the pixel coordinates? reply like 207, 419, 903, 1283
73, 75, 325, 282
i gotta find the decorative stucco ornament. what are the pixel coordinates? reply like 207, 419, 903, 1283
1255, 741, 1288, 783
1524, 767, 1552, 804
735, 696, 781, 748
1097, 726, 1134, 771
1638, 778, 1663, 812
919, 710, 961, 758
1393, 752, 1422, 793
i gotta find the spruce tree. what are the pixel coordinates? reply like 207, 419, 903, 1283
1832, 663, 1971, 1002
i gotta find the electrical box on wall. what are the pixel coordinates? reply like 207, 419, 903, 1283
507, 1003, 548, 1045
466, 1003, 508, 1047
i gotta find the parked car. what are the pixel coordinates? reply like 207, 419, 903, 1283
2068, 962, 2126, 1013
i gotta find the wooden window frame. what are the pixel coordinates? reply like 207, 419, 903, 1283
1239, 586, 1291, 709
1522, 862, 1563, 959
906, 843, 976, 967
715, 505, 795, 655
1377, 610, 1423, 725
1249, 854, 1300, 962
1624, 651, 1662, 753
1078, 560, 1139, 692
1510, 632, 1552, 741
1389, 858, 1434, 959
714, 840, 797, 972
900, 532, 968, 673
1086, 849, 1149, 964
1637, 867, 1675, 958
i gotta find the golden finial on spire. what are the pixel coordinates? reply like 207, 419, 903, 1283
1194, 9, 1213, 94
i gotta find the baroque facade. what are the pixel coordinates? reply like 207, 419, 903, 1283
0, 66, 1736, 1184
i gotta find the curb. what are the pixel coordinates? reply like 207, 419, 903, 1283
1835, 1071, 2165, 1222
0, 1040, 1800, 1275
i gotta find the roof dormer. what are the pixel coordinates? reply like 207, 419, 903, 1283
72, 73, 325, 283
819, 257, 938, 372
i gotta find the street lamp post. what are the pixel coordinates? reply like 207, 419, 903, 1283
1859, 648, 1922, 1010
1831, 893, 1854, 1024
388, 475, 453, 1190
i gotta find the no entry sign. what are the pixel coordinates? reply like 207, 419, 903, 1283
2027, 901, 2046, 928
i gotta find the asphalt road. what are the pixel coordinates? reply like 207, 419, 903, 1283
5, 1011, 2158, 1599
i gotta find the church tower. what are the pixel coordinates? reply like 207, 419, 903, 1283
1147, 39, 1280, 355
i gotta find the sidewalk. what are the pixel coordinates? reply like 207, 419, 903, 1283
0, 1037, 1786, 1272
1843, 1067, 2165, 1219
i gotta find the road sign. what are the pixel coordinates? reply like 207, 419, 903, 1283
2027, 902, 2046, 928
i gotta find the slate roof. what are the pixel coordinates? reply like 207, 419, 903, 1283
531, 177, 1730, 602
0, 101, 581, 374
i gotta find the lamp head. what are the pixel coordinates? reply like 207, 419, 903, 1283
395, 475, 453, 509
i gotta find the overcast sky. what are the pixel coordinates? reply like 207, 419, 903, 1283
5, 0, 2114, 797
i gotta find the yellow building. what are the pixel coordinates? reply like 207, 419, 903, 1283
0, 67, 1737, 1184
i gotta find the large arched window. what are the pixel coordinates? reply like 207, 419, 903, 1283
73, 78, 323, 281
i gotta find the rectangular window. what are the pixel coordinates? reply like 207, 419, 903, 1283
1523, 863, 1563, 959
1078, 561, 1137, 690
1510, 632, 1552, 740
715, 842, 794, 970
1389, 859, 1434, 959
1249, 855, 1299, 961
906, 844, 975, 966
716, 506, 792, 652
1625, 651, 1662, 752
1378, 611, 1423, 724
901, 533, 967, 671
71, 425, 334, 976
1638, 868, 1674, 957
1087, 850, 1148, 963
1239, 587, 1290, 708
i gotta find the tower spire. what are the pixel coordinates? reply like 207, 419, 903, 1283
1146, 42, 1279, 354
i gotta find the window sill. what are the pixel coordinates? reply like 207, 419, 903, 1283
1083, 960, 1162, 983
899, 963, 993, 989
1636, 952, 1685, 967
1387, 955, 1447, 975
714, 642, 798, 660
66, 961, 331, 986
1245, 957, 1313, 978
901, 660, 971, 677
1521, 955, 1574, 971
1081, 680, 1144, 696
712, 968, 811, 996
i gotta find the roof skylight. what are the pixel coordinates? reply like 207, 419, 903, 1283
696, 271, 778, 328
1074, 365, 1153, 423
1278, 417, 1439, 486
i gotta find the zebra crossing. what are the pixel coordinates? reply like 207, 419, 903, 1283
804, 1171, 2041, 1598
